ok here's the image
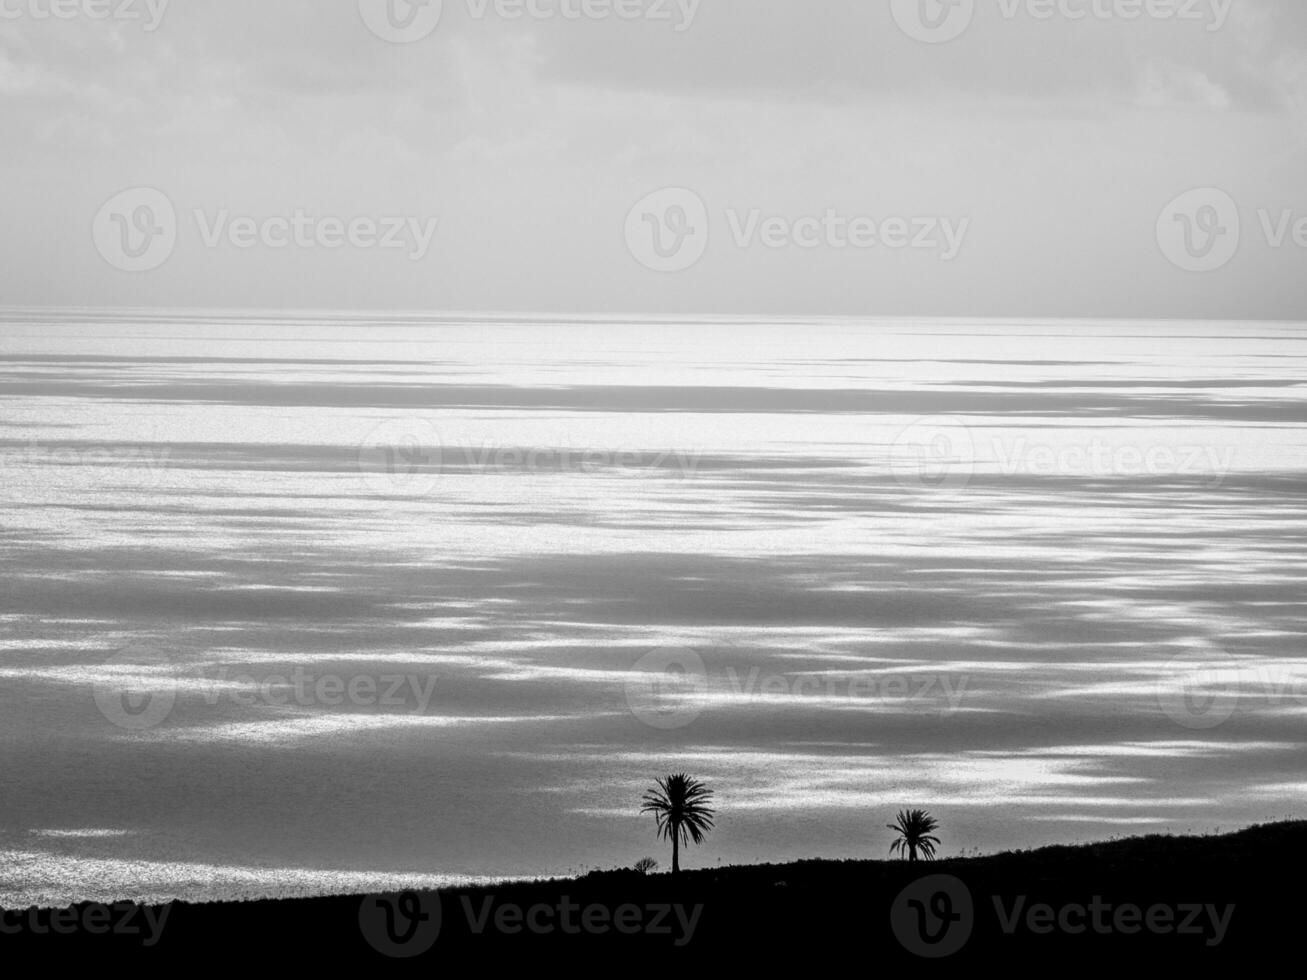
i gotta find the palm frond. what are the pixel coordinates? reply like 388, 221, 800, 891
886, 808, 943, 861
640, 773, 717, 862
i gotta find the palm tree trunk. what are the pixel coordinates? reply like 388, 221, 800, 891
672, 829, 680, 876
909, 843, 917, 862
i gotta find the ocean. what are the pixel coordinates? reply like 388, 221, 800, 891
2, 311, 1305, 906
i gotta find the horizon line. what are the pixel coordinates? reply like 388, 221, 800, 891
3, 306, 1306, 328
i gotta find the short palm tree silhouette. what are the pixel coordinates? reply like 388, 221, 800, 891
641, 774, 716, 876
887, 809, 941, 862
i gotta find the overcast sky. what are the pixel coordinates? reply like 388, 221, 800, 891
1, 0, 1304, 318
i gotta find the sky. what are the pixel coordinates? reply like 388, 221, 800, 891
0, 0, 1305, 318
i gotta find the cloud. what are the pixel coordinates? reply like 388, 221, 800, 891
532, 0, 1303, 111
0, 1, 1304, 316
1138, 60, 1232, 109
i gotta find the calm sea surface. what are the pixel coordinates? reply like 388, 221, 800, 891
2, 312, 1306, 905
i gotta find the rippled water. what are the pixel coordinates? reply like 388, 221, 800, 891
2, 311, 1306, 906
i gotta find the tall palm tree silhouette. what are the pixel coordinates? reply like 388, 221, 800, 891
887, 809, 941, 862
641, 774, 716, 876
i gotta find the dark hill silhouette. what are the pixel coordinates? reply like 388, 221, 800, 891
4, 821, 1302, 968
